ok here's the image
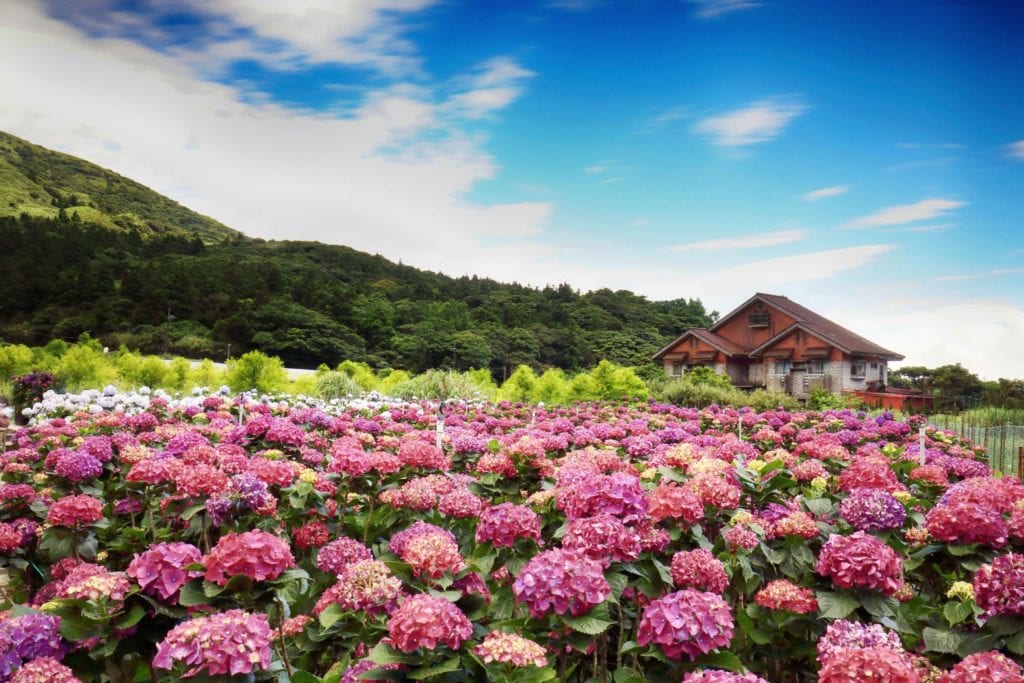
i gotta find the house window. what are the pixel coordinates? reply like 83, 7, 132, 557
808, 359, 825, 374
772, 361, 792, 375
671, 362, 684, 378
748, 311, 770, 328
850, 361, 867, 378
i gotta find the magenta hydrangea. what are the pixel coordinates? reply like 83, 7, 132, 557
127, 542, 203, 604
670, 548, 729, 593
972, 552, 1024, 617
816, 531, 903, 596
385, 594, 473, 652
637, 589, 734, 661
839, 488, 906, 532
203, 530, 296, 586
153, 610, 272, 677
316, 537, 374, 576
512, 548, 610, 617
475, 502, 542, 548
561, 513, 641, 565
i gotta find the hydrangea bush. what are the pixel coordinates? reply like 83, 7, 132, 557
0, 396, 1022, 682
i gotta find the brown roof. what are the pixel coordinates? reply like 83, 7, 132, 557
651, 328, 748, 361
719, 293, 903, 360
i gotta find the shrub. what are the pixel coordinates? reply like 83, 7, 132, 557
225, 351, 288, 393
315, 371, 363, 399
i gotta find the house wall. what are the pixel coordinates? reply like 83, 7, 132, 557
748, 362, 766, 386
840, 357, 887, 391
661, 335, 728, 376
710, 301, 797, 350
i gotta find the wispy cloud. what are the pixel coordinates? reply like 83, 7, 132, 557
1007, 139, 1024, 161
905, 223, 955, 234
670, 229, 810, 251
693, 98, 807, 147
546, 0, 605, 10
897, 142, 965, 150
639, 106, 689, 134
843, 198, 966, 229
933, 268, 1024, 283
885, 156, 955, 173
447, 57, 534, 119
802, 185, 848, 202
691, 0, 761, 19
584, 162, 610, 174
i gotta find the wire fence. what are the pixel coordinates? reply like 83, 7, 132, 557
928, 416, 1024, 477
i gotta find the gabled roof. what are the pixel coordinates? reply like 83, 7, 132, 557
710, 293, 904, 361
651, 328, 748, 361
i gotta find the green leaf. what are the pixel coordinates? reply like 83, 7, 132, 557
36, 528, 75, 562
923, 627, 965, 654
408, 655, 461, 680
612, 670, 645, 683
470, 551, 496, 576
736, 609, 772, 645
607, 572, 628, 603
318, 603, 344, 630
115, 603, 147, 630
942, 600, 973, 627
804, 498, 833, 516
562, 604, 615, 635
695, 651, 744, 673
816, 591, 859, 620
290, 672, 322, 683
181, 503, 206, 520
859, 592, 896, 618
177, 582, 208, 607
947, 543, 979, 557
58, 612, 97, 641
1005, 631, 1024, 655
366, 642, 418, 666
618, 640, 643, 655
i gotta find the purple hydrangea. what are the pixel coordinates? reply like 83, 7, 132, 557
0, 612, 65, 679
839, 488, 907, 531
53, 450, 103, 482
512, 548, 610, 617
816, 619, 903, 665
637, 589, 734, 661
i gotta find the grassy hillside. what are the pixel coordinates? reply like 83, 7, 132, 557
0, 131, 240, 242
0, 131, 715, 374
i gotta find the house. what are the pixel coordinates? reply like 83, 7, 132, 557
652, 293, 905, 400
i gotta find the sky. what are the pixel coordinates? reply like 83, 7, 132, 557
1, 0, 1023, 379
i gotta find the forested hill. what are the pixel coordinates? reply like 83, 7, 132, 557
0, 131, 240, 242
0, 131, 714, 374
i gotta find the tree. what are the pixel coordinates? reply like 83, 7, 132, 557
225, 350, 288, 393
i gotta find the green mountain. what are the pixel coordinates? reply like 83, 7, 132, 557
0, 130, 713, 373
0, 131, 240, 242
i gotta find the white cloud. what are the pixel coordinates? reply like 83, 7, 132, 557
584, 162, 609, 175
694, 99, 806, 147
443, 57, 534, 120
897, 142, 965, 150
0, 2, 550, 278
691, 0, 761, 19
1008, 139, 1024, 161
933, 268, 1024, 283
904, 222, 955, 234
639, 106, 689, 133
670, 229, 810, 251
802, 185, 848, 201
843, 198, 966, 229
841, 299, 1024, 380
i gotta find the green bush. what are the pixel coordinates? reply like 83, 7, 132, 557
658, 379, 745, 408
746, 388, 800, 411
315, 371, 363, 399
805, 386, 846, 411
225, 351, 288, 393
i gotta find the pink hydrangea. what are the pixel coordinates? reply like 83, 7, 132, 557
127, 542, 203, 604
474, 631, 548, 668
153, 610, 272, 677
57, 563, 131, 608
438, 488, 484, 518
385, 594, 473, 652
816, 531, 903, 596
398, 439, 450, 471
816, 620, 904, 666
682, 672, 769, 683
512, 548, 610, 618
647, 482, 704, 524
313, 560, 403, 614
838, 458, 904, 494
46, 495, 103, 528
754, 580, 819, 614
561, 514, 641, 565
11, 658, 83, 683
818, 647, 920, 683
925, 501, 1008, 548
204, 530, 296, 586
316, 537, 373, 575
557, 472, 648, 524
684, 473, 741, 510
637, 589, 734, 661
399, 530, 466, 579
724, 525, 759, 552
475, 503, 542, 548
972, 552, 1024, 617
939, 650, 1023, 682
670, 549, 729, 594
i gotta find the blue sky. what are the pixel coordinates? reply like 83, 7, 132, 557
1, 0, 1023, 377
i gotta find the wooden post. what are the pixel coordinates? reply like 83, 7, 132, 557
1018, 446, 1023, 483
919, 426, 926, 466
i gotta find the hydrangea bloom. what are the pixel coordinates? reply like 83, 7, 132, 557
46, 495, 103, 528
939, 650, 1023, 682
816, 620, 904, 665
724, 525, 759, 551
52, 450, 103, 482
682, 672, 769, 683
558, 472, 648, 524
839, 488, 906, 532
561, 513, 641, 565
670, 549, 729, 594
399, 530, 466, 579
0, 612, 64, 678
127, 542, 203, 604
398, 440, 450, 471
818, 647, 919, 683
512, 548, 610, 617
153, 610, 272, 677
647, 482, 704, 524
313, 560, 403, 614
474, 631, 548, 668
316, 537, 373, 576
385, 594, 473, 652
57, 564, 131, 607
754, 580, 819, 614
204, 530, 296, 586
10, 658, 82, 683
475, 503, 542, 548
438, 488, 484, 518
637, 589, 734, 661
972, 552, 1024, 617
925, 501, 1008, 548
816, 531, 903, 596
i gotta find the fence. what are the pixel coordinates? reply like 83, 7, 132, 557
928, 416, 1024, 477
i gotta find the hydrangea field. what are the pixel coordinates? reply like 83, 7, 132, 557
1, 394, 1023, 682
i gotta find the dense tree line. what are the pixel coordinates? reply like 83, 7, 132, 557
0, 214, 714, 375
890, 363, 1024, 412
